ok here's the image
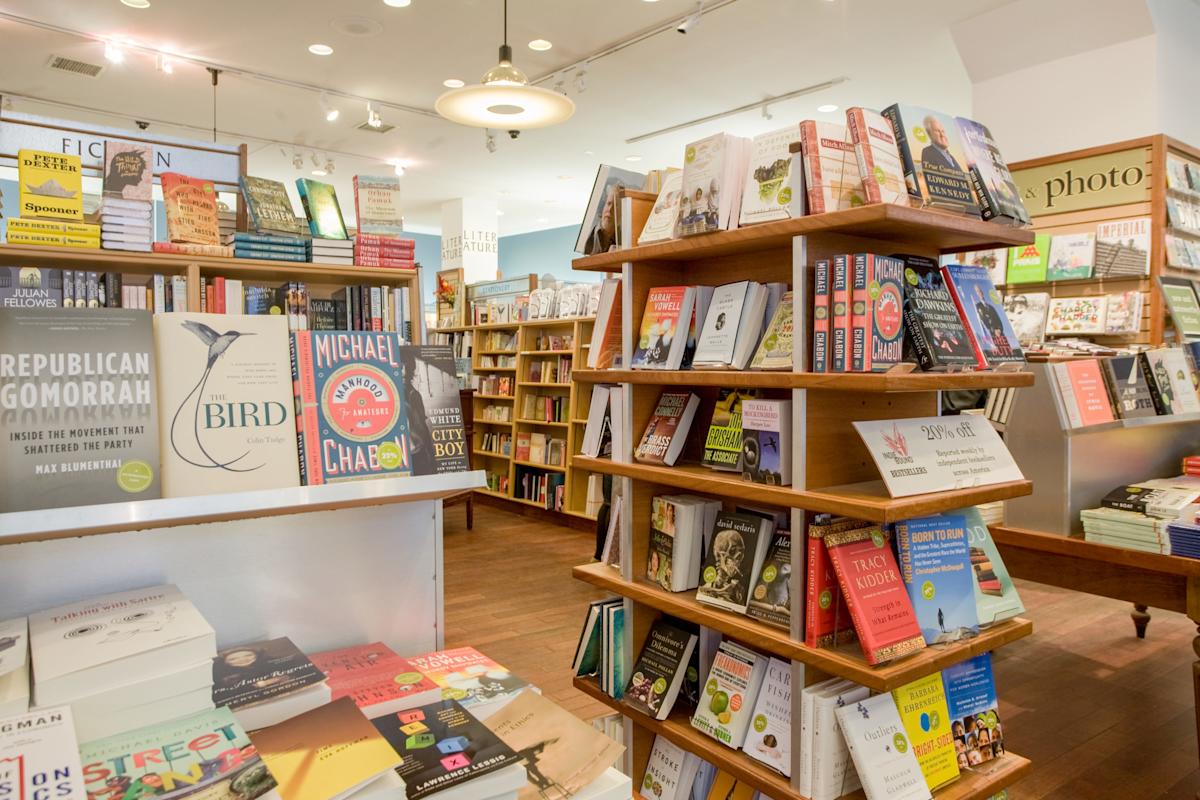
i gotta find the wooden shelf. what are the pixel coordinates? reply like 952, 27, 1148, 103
520, 349, 574, 356
477, 349, 518, 355
572, 369, 1034, 393
473, 393, 514, 400
472, 450, 511, 460
564, 509, 599, 521
992, 525, 1200, 578
572, 204, 1034, 270
511, 497, 557, 510
516, 419, 570, 428
437, 321, 517, 333
518, 381, 573, 388
573, 562, 1032, 691
472, 418, 514, 426
522, 317, 590, 327
571, 418, 589, 425
475, 366, 516, 372
513, 460, 567, 472
474, 487, 510, 499
0, 471, 485, 545
572, 458, 1032, 523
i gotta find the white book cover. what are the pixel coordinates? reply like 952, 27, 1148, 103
731, 283, 768, 370
1046, 232, 1095, 280
690, 640, 768, 749
693, 282, 750, 365
1105, 289, 1144, 335
811, 682, 869, 800
1003, 292, 1050, 347
799, 678, 850, 797
740, 399, 792, 486
1095, 217, 1152, 277
801, 121, 864, 214
835, 694, 931, 800
847, 107, 907, 206
675, 133, 748, 237
0, 617, 28, 678
639, 735, 688, 800
743, 657, 791, 777
1046, 295, 1107, 335
740, 125, 802, 226
72, 685, 215, 742
1149, 348, 1200, 414
30, 585, 216, 706
0, 706, 86, 800
639, 171, 684, 245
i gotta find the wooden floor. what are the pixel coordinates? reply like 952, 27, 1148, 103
442, 504, 1200, 799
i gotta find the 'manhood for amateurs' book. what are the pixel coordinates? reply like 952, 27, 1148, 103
0, 308, 160, 512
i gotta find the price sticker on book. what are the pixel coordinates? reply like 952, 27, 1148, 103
852, 415, 1024, 497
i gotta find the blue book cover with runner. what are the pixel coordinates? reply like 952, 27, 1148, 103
895, 514, 980, 645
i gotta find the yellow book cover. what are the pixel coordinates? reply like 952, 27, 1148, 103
6, 231, 66, 247
7, 217, 67, 234
18, 149, 83, 221
63, 222, 101, 237
61, 234, 100, 249
705, 771, 755, 800
892, 672, 960, 791
252, 697, 400, 800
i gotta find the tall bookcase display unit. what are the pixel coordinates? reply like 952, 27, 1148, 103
470, 320, 522, 497
569, 199, 1038, 799
567, 316, 601, 520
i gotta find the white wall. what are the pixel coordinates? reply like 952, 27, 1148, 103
1149, 0, 1200, 146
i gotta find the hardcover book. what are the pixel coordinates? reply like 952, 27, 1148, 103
689, 640, 768, 749
799, 121, 863, 215
701, 389, 755, 471
1100, 355, 1158, 419
103, 141, 153, 202
635, 391, 700, 467
740, 125, 803, 225
895, 515, 980, 644
576, 165, 646, 254
952, 246, 1009, 290
1105, 290, 1144, 335
846, 107, 907, 206
1158, 276, 1200, 339
695, 512, 774, 614
746, 532, 791, 630
240, 176, 309, 237
0, 616, 28, 715
831, 255, 850, 371
408, 647, 530, 715
1053, 359, 1116, 427
951, 506, 1024, 624
632, 286, 694, 370
955, 117, 1028, 225
1141, 348, 1200, 415
621, 619, 697, 720
850, 254, 904, 372
400, 345, 469, 475
1005, 234, 1050, 284
880, 105, 980, 216
942, 654, 1004, 768
805, 516, 861, 648
1046, 295, 1107, 335
374, 699, 523, 800
1002, 292, 1050, 348
0, 706, 85, 800
751, 290, 794, 370
743, 656, 792, 776
161, 172, 220, 245
80, 708, 276, 800
836, 693, 931, 800
812, 260, 830, 372
0, 266, 63, 308
18, 149, 83, 221
1095, 217, 1151, 277
296, 178, 349, 239
702, 772, 755, 800
740, 398, 792, 486
0, 308, 160, 512
824, 526, 925, 665
807, 678, 869, 800
891, 673, 960, 791
638, 171, 684, 245
1046, 232, 1095, 281
311, 642, 441, 718
212, 636, 327, 718
941, 264, 1024, 368
901, 263, 978, 371
353, 174, 404, 237
674, 133, 748, 237
155, 313, 300, 497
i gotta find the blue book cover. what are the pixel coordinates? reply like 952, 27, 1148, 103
895, 514, 980, 644
942, 653, 1004, 767
606, 602, 626, 699
228, 231, 311, 245
234, 247, 310, 262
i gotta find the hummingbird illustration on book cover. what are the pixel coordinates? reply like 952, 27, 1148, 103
170, 321, 261, 472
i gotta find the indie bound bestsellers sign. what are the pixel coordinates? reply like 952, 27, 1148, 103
853, 415, 1024, 498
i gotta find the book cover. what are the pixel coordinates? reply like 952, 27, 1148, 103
746, 532, 791, 630
807, 679, 869, 800
743, 657, 791, 776
689, 640, 768, 749
942, 654, 1005, 768
161, 173, 220, 245
812, 261, 831, 373
621, 619, 697, 720
239, 176, 308, 237
353, 174, 404, 237
836, 694, 931, 800
824, 526, 925, 665
846, 107, 907, 205
951, 506, 1025, 625
1005, 234, 1050, 284
647, 497, 691, 592
80, 707, 276, 800
901, 263, 978, 371
632, 286, 691, 369
255, 697, 398, 800
1101, 355, 1157, 419
212, 637, 325, 711
310, 642, 440, 713
638, 171, 683, 245
0, 706, 86, 800
1046, 295, 1107, 335
1058, 359, 1116, 426
399, 346, 469, 475
1095, 217, 1151, 277
1141, 348, 1200, 415
675, 133, 744, 237
751, 290, 794, 370
740, 399, 791, 486
694, 282, 750, 367
1046, 232, 1095, 281
955, 117, 1028, 225
895, 515, 980, 645
799, 121, 863, 215
375, 699, 521, 800
831, 255, 850, 372
436, 268, 466, 329
702, 772, 754, 800
695, 512, 772, 614
635, 391, 698, 466
639, 736, 690, 800
576, 165, 646, 254
0, 308, 160, 512
1105, 290, 1144, 335
103, 141, 153, 203
851, 254, 904, 372
155, 313, 300, 497
740, 125, 802, 224
408, 647, 529, 712
1002, 292, 1050, 348
880, 105, 980, 216
941, 264, 1024, 368
892, 673, 959, 791
1158, 277, 1200, 339
18, 149, 83, 221
701, 389, 755, 471
0, 266, 62, 309
296, 178, 349, 239
805, 517, 860, 648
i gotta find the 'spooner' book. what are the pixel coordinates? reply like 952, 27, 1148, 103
18, 149, 83, 222
212, 637, 328, 730
799, 121, 862, 215
161, 172, 220, 245
746, 532, 791, 630
740, 125, 803, 225
901, 263, 977, 371
689, 640, 768, 749
240, 176, 309, 238
255, 697, 399, 800
751, 290, 794, 371
621, 619, 697, 721
850, 254, 904, 372
740, 399, 792, 486
0, 706, 85, 800
296, 178, 349, 239
743, 657, 791, 776
155, 313, 300, 497
880, 105, 979, 216
353, 174, 404, 238
311, 642, 441, 718
0, 308, 160, 512
824, 526, 925, 665
941, 654, 1004, 767
1100, 355, 1158, 419
407, 647, 530, 718
79, 707, 277, 800
632, 286, 695, 370
373, 699, 523, 800
635, 391, 699, 466
895, 515, 980, 645
846, 107, 907, 206
835, 694, 931, 800
695, 512, 774, 614
103, 141, 153, 202
30, 584, 216, 707
941, 264, 1024, 369
701, 389, 755, 471
951, 506, 1025, 625
955, 117, 1029, 226
891, 673, 959, 791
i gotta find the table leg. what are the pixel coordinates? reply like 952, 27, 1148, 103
1132, 603, 1151, 639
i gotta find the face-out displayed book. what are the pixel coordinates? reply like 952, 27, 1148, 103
805, 516, 860, 648
1105, 290, 1144, 335
647, 494, 717, 593
892, 672, 959, 791
941, 264, 1025, 369
353, 174, 405, 237
1158, 276, 1200, 340
689, 639, 768, 749
701, 389, 756, 472
942, 653, 1005, 770
0, 705, 86, 800
901, 262, 978, 371
1045, 232, 1095, 281
576, 164, 647, 255
638, 171, 684, 245
18, 148, 83, 222
950, 506, 1025, 625
0, 617, 29, 715
740, 124, 804, 225
296, 177, 349, 239
1100, 355, 1158, 419
632, 286, 696, 370
801, 677, 868, 800
692, 281, 766, 370
881, 104, 979, 216
675, 132, 749, 237
895, 515, 980, 645
1046, 295, 1107, 335
635, 391, 700, 466
799, 121, 863, 215
161, 172, 221, 245
740, 399, 791, 486
835, 693, 932, 800
621, 618, 697, 721
695, 511, 774, 614
1005, 233, 1050, 284
846, 106, 907, 206
588, 278, 623, 369
0, 265, 63, 308
750, 290, 794, 371
102, 141, 153, 204
0, 308, 161, 512
1141, 347, 1200, 415
1094, 217, 1151, 277
955, 116, 1029, 226
407, 646, 531, 720
1002, 291, 1050, 348
311, 641, 442, 719
436, 268, 466, 329
240, 175, 310, 238
745, 531, 791, 630
1051, 359, 1116, 428
211, 636, 329, 731
742, 656, 791, 776
80, 707, 277, 800
639, 735, 701, 800
850, 254, 904, 372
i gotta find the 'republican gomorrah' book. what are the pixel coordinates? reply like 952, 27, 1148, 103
850, 254, 904, 372
901, 262, 978, 371
161, 172, 220, 245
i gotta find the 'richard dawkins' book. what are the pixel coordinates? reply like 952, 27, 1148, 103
0, 308, 160, 512
901, 262, 977, 371
155, 313, 300, 498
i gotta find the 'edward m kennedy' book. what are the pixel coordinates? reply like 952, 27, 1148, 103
881, 105, 979, 217
895, 515, 980, 645
0, 308, 160, 512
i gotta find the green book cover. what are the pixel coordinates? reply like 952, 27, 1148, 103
1005, 233, 1050, 284
296, 178, 348, 239
949, 506, 1025, 625
240, 175, 308, 237
1158, 276, 1200, 338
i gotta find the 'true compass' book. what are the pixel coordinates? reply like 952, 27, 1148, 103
881, 105, 980, 217
296, 178, 349, 239
0, 706, 86, 800
240, 176, 309, 238
895, 515, 980, 645
161, 172, 221, 245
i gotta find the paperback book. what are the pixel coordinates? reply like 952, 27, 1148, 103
942, 654, 1005, 768
161, 172, 220, 245
408, 647, 530, 717
702, 389, 755, 471
895, 515, 980, 644
750, 290, 794, 370
0, 706, 85, 800
746, 532, 792, 630
638, 171, 684, 245
941, 264, 1024, 368
1100, 355, 1158, 419
806, 678, 869, 800
675, 133, 748, 237
891, 673, 960, 791
212, 637, 328, 729
1002, 292, 1050, 348
1052, 359, 1116, 428
740, 398, 792, 485
1005, 234, 1050, 284
18, 149, 83, 221
621, 619, 697, 720
312, 642, 442, 718
835, 694, 931, 800
639, 736, 697, 800
950, 506, 1025, 625
743, 657, 792, 776
1046, 232, 1095, 281
1141, 347, 1200, 414
0, 266, 63, 308
689, 640, 768, 749
695, 512, 774, 614
577, 165, 646, 254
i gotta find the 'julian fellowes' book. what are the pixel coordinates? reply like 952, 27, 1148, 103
240, 176, 309, 238
0, 266, 63, 308
0, 308, 160, 512
161, 172, 220, 245
901, 263, 977, 371
18, 149, 83, 222
155, 313, 300, 497
296, 178, 349, 239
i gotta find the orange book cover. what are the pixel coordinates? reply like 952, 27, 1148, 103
161, 172, 220, 245
594, 290, 623, 370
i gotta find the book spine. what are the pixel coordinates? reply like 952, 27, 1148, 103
1140, 353, 1170, 415
847, 109, 880, 205
800, 121, 826, 215
850, 254, 868, 372
831, 255, 849, 372
812, 259, 830, 373
74, 271, 85, 308
86, 272, 99, 308
370, 287, 383, 331
824, 545, 877, 663
62, 269, 75, 308
968, 164, 998, 222
804, 533, 822, 648
881, 105, 918, 201
293, 332, 324, 484
234, 248, 309, 262
901, 301, 939, 372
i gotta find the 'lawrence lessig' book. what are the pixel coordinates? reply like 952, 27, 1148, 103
0, 706, 86, 800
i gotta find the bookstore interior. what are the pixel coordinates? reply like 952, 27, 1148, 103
3, 0, 1200, 799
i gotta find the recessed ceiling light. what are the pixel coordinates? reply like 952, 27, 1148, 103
557, 175, 574, 181
496, 210, 505, 216
528, 39, 552, 51
537, 217, 549, 223
583, 150, 594, 156
625, 155, 642, 162
817, 103, 839, 113
312, 169, 327, 176
120, 0, 151, 8
383, 0, 412, 5
443, 78, 465, 88
104, 42, 125, 63
308, 43, 333, 55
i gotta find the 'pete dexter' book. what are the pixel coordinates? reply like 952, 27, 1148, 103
895, 515, 980, 645
18, 149, 83, 221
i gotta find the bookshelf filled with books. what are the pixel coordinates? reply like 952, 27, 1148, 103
569, 190, 1036, 800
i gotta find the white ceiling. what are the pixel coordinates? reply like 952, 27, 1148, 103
0, 0, 1014, 235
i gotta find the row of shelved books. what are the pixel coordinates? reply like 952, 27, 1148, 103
1, 266, 188, 311
515, 431, 566, 467
957, 223, 1153, 287
531, 331, 574, 351
1001, 289, 1143, 346
1083, 466, 1200, 555
481, 330, 517, 350
0, 309, 467, 512
477, 431, 512, 456
484, 469, 510, 494
195, 278, 414, 335
520, 393, 567, 423
0, 584, 627, 800
431, 329, 472, 358
469, 283, 601, 325
1048, 348, 1200, 428
478, 404, 513, 422
515, 467, 565, 510
475, 374, 513, 396
528, 355, 573, 383
1166, 231, 1200, 272
479, 353, 516, 368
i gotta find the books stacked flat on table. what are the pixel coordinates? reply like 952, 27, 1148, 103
312, 236, 355, 266
218, 206, 237, 241
355, 234, 416, 269
1167, 517, 1200, 558
0, 617, 29, 715
212, 636, 331, 730
1081, 507, 1171, 553
101, 141, 154, 252
0, 705, 87, 800
227, 232, 311, 262
311, 641, 442, 719
29, 584, 217, 742
408, 646, 534, 721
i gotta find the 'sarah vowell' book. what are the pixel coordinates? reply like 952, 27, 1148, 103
18, 149, 83, 222
881, 104, 980, 216
895, 514, 980, 645
621, 618, 697, 721
240, 175, 309, 237
901, 262, 977, 371
0, 706, 86, 800
296, 177, 349, 239
161, 172, 221, 245
155, 313, 301, 498
0, 308, 160, 512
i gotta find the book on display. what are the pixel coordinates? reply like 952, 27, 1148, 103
311, 641, 442, 718
881, 104, 979, 216
675, 133, 749, 237
891, 673, 960, 791
740, 125, 804, 225
689, 639, 768, 749
0, 705, 86, 800
799, 121, 863, 214
211, 637, 330, 730
846, 107, 908, 206
622, 619, 697, 720
835, 693, 931, 800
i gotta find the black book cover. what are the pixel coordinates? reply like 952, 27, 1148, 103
1138, 351, 1172, 415
1100, 355, 1157, 419
746, 532, 791, 630
1100, 485, 1152, 514
309, 298, 340, 330
621, 619, 697, 720
104, 272, 122, 308
212, 636, 326, 710
695, 511, 771, 612
901, 263, 978, 371
373, 699, 522, 800
401, 345, 469, 475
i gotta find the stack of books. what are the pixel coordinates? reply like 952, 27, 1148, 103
212, 636, 331, 729
355, 233, 416, 268
352, 174, 412, 268
311, 236, 354, 266
1167, 517, 1200, 558
218, 204, 237, 241
8, 149, 99, 249
29, 584, 217, 741
1082, 507, 1172, 553
227, 231, 311, 262
100, 141, 154, 252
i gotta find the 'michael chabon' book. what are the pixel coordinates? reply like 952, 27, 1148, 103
0, 308, 160, 512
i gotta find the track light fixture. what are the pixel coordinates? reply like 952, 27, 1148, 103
320, 94, 339, 122
366, 102, 383, 128
485, 129, 497, 153
324, 157, 335, 174
292, 151, 303, 169
573, 69, 587, 93
677, 1, 702, 34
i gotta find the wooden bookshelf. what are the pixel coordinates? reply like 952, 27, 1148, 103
572, 368, 1034, 392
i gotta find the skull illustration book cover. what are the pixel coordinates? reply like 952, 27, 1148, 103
695, 512, 775, 615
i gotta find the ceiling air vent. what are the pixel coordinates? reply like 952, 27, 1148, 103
46, 55, 106, 78
356, 121, 395, 133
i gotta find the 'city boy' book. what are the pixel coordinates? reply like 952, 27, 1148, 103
895, 515, 980, 645
941, 264, 1025, 369
296, 177, 349, 239
240, 176, 309, 237
400, 345, 470, 475
901, 263, 977, 371
881, 105, 979, 216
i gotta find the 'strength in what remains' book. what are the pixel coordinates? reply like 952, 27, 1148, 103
881, 105, 980, 216
161, 172, 221, 245
0, 706, 86, 800
18, 149, 83, 222
0, 308, 160, 512
240, 176, 309, 238
901, 263, 978, 371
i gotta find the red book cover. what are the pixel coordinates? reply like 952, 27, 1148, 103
214, 276, 226, 314
811, 259, 830, 372
515, 432, 531, 461
831, 255, 850, 372
160, 172, 220, 245
850, 253, 868, 371
855, 254, 905, 372
805, 517, 859, 648
800, 120, 827, 214
634, 390, 697, 466
632, 286, 691, 369
1063, 359, 1116, 426
310, 642, 441, 717
824, 526, 926, 664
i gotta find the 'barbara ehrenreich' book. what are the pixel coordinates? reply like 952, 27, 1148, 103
155, 313, 300, 498
0, 308, 160, 512
895, 515, 980, 645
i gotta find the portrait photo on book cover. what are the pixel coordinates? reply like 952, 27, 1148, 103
952, 711, 1004, 769
583, 175, 634, 255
